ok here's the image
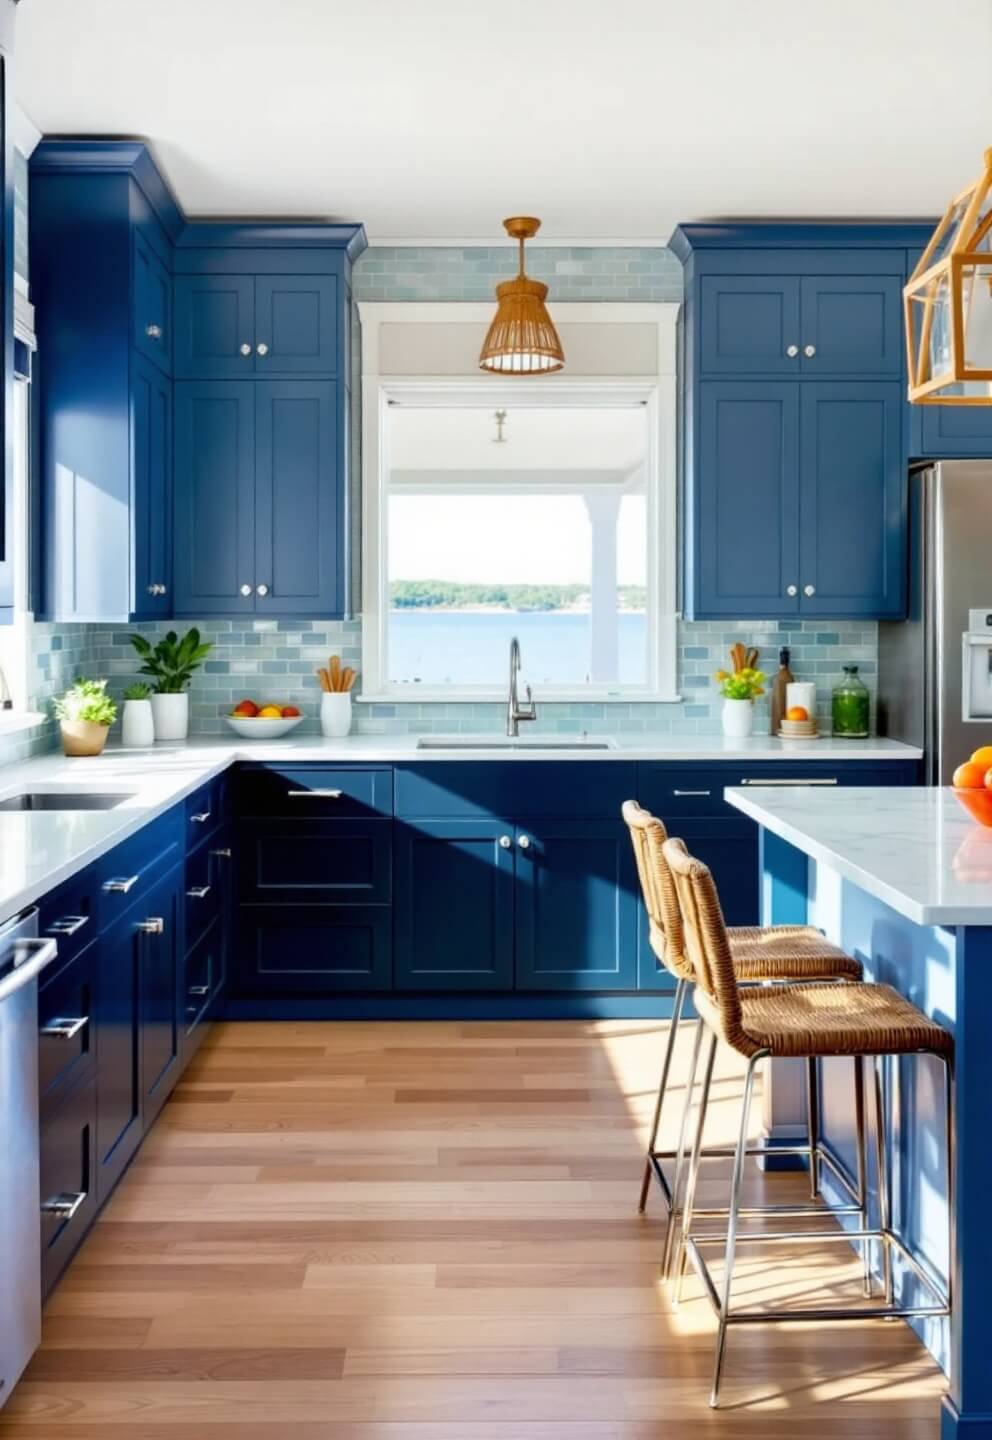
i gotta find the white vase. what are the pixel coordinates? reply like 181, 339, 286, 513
321, 692, 352, 738
121, 699, 155, 748
721, 697, 754, 738
151, 692, 189, 742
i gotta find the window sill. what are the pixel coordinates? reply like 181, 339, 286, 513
356, 692, 684, 706
0, 710, 46, 738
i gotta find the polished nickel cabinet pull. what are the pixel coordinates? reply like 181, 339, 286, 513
136, 917, 164, 935
42, 1191, 87, 1221
673, 789, 711, 797
103, 875, 138, 894
288, 789, 342, 798
186, 885, 211, 900
739, 777, 838, 786
499, 834, 512, 849
144, 323, 162, 340
188, 985, 209, 997
190, 811, 211, 823
210, 847, 232, 859
40, 1016, 88, 1040
46, 914, 89, 937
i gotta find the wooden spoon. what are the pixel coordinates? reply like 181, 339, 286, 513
330, 654, 342, 692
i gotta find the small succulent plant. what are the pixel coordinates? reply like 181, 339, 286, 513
123, 682, 152, 701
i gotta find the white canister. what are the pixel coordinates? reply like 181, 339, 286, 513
151, 692, 190, 742
785, 681, 817, 717
121, 698, 155, 748
321, 692, 352, 738
721, 697, 754, 739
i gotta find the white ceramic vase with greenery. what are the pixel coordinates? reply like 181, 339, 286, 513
54, 678, 117, 757
121, 682, 155, 748
715, 664, 767, 740
129, 629, 212, 742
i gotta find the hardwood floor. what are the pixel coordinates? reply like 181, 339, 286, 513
1, 1020, 944, 1437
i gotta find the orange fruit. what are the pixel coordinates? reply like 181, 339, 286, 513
281, 705, 301, 718
785, 705, 809, 722
232, 699, 258, 717
971, 745, 992, 768
257, 704, 282, 718
983, 768, 992, 791
953, 760, 987, 789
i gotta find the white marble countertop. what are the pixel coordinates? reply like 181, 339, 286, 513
0, 733, 919, 926
726, 784, 992, 927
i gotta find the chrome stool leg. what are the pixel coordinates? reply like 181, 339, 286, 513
639, 976, 687, 1213
854, 1055, 872, 1297
674, 1031, 717, 1306
662, 1015, 703, 1279
806, 1056, 820, 1199
872, 1054, 894, 1307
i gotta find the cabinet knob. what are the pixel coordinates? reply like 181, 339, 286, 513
786, 584, 798, 597
804, 584, 816, 597
804, 344, 817, 357
499, 834, 512, 849
240, 342, 252, 357
145, 323, 163, 341
240, 583, 253, 597
518, 834, 531, 851
136, 917, 164, 935
256, 583, 269, 597
256, 342, 269, 357
786, 344, 799, 358
146, 582, 166, 597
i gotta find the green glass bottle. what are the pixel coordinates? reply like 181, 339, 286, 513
831, 665, 870, 737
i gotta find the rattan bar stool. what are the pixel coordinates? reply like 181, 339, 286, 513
623, 799, 863, 1272
662, 835, 952, 1408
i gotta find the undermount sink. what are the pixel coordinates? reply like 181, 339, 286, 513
0, 792, 134, 813
416, 735, 616, 751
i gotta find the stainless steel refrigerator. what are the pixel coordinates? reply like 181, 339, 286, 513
878, 460, 992, 785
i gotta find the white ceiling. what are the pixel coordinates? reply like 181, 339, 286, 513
15, 0, 992, 244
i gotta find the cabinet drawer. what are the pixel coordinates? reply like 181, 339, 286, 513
236, 765, 393, 818
394, 762, 636, 820
185, 839, 225, 950
236, 905, 392, 993
39, 943, 96, 1120
40, 1074, 98, 1297
239, 818, 391, 903
97, 809, 182, 931
184, 914, 221, 1036
39, 868, 99, 966
636, 762, 915, 822
185, 776, 226, 837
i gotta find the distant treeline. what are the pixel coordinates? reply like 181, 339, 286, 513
390, 581, 647, 612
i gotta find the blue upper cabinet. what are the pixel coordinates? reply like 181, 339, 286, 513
913, 401, 992, 459
675, 224, 924, 620
30, 140, 366, 622
0, 6, 18, 620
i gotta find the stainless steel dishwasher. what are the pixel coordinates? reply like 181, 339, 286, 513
0, 909, 57, 1408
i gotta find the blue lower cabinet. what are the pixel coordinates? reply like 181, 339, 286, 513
139, 867, 183, 1129
38, 942, 96, 1122
183, 915, 223, 1054
94, 911, 143, 1202
394, 821, 515, 991
240, 817, 391, 905
237, 905, 392, 993
40, 1074, 98, 1298
514, 822, 637, 992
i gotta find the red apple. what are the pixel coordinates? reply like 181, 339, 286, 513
232, 699, 259, 717
281, 704, 301, 718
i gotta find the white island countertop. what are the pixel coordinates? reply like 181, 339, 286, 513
0, 733, 919, 925
727, 784, 992, 927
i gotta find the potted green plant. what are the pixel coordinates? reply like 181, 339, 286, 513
121, 681, 154, 748
54, 678, 117, 757
129, 628, 212, 741
715, 664, 766, 738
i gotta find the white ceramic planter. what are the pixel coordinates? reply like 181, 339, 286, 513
321, 692, 352, 738
151, 692, 189, 742
721, 697, 754, 738
121, 699, 155, 748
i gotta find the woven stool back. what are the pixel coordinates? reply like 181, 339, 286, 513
622, 800, 693, 981
662, 836, 749, 1049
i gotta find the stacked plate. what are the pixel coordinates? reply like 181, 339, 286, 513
778, 717, 819, 739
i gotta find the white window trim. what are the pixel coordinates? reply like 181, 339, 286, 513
359, 302, 680, 704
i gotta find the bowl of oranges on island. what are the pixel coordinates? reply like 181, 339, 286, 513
225, 698, 305, 739
952, 745, 992, 826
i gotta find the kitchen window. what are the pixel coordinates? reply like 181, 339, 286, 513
360, 304, 679, 702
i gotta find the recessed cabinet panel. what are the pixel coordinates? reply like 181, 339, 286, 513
799, 275, 903, 377
95, 915, 142, 1201
139, 869, 183, 1128
255, 274, 338, 374
699, 276, 801, 374
696, 382, 800, 616
173, 381, 256, 615
131, 353, 172, 618
174, 274, 255, 378
133, 235, 172, 374
241, 818, 392, 904
917, 403, 992, 459
238, 906, 392, 992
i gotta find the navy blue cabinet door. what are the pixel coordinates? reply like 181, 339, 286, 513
915, 404, 992, 459
699, 276, 801, 375
173, 381, 256, 615
95, 915, 142, 1202
174, 274, 255, 379
140, 868, 183, 1128
255, 380, 340, 615
695, 382, 801, 617
799, 275, 903, 377
255, 275, 338, 375
798, 382, 905, 617
515, 822, 637, 992
133, 235, 172, 374
237, 906, 392, 993
131, 353, 171, 619
394, 821, 515, 991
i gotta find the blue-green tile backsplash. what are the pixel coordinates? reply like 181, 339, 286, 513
0, 243, 878, 765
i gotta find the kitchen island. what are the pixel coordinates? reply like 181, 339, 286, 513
725, 783, 992, 1440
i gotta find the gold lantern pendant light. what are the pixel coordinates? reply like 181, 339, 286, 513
905, 147, 992, 404
480, 217, 565, 375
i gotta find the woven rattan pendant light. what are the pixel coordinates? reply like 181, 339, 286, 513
480, 217, 565, 375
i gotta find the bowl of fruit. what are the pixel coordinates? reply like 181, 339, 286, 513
952, 745, 992, 826
225, 699, 304, 739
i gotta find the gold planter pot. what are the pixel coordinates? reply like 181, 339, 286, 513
60, 720, 110, 757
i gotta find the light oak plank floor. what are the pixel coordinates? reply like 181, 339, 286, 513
0, 1020, 944, 1437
